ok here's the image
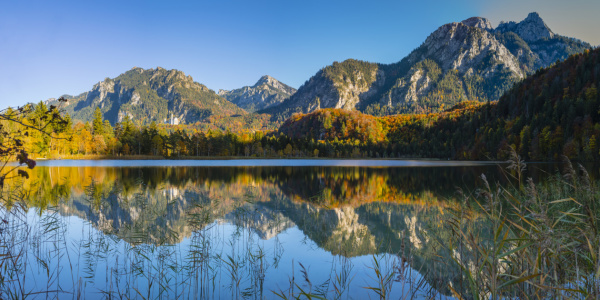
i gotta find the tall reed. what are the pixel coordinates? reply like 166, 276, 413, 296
442, 149, 600, 299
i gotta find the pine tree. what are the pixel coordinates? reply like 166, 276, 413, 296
92, 107, 104, 135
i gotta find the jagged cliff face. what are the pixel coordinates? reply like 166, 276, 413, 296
496, 12, 554, 42
408, 22, 523, 77
261, 60, 383, 118
379, 21, 524, 109
265, 12, 590, 118
493, 12, 590, 72
462, 16, 493, 31
264, 69, 341, 116
59, 67, 245, 125
218, 75, 296, 112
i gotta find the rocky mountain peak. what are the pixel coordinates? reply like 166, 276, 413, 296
524, 12, 544, 23
496, 12, 554, 42
252, 75, 295, 93
461, 17, 493, 31
254, 75, 277, 87
413, 22, 523, 77
219, 75, 296, 112
56, 66, 244, 125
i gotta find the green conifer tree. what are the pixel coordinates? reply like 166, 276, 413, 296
92, 107, 104, 135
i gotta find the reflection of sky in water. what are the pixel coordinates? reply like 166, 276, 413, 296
20, 209, 432, 299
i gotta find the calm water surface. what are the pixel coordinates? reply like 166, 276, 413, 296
0, 160, 577, 299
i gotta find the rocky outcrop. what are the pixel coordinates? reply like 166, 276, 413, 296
260, 59, 383, 117
409, 23, 523, 77
496, 12, 554, 42
493, 13, 591, 72
218, 75, 296, 112
381, 68, 432, 106
331, 67, 384, 110
461, 17, 493, 31
57, 67, 245, 125
377, 22, 524, 108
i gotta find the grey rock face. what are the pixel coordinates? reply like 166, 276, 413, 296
496, 12, 555, 42
219, 75, 296, 112
493, 12, 590, 72
327, 67, 384, 110
410, 23, 523, 77
461, 17, 493, 31
261, 60, 382, 116
381, 68, 432, 106
283, 70, 340, 113
379, 22, 523, 108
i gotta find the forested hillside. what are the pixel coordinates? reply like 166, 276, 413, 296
279, 48, 600, 161
490, 48, 600, 160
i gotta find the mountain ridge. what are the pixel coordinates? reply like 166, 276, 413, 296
496, 12, 554, 42
262, 12, 591, 119
48, 12, 592, 126
53, 67, 245, 125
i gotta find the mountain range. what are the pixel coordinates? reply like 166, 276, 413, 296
262, 12, 590, 119
50, 12, 591, 126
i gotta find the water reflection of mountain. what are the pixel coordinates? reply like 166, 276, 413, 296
16, 164, 564, 296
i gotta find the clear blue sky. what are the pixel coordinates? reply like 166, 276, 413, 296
1, 0, 598, 109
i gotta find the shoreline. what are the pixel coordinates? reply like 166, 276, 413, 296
27, 155, 575, 164
45, 155, 445, 161
25, 158, 504, 168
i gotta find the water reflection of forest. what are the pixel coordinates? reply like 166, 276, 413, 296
9, 164, 577, 296
16, 164, 567, 256
20, 164, 573, 208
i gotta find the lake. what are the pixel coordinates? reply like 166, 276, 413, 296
0, 160, 578, 299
